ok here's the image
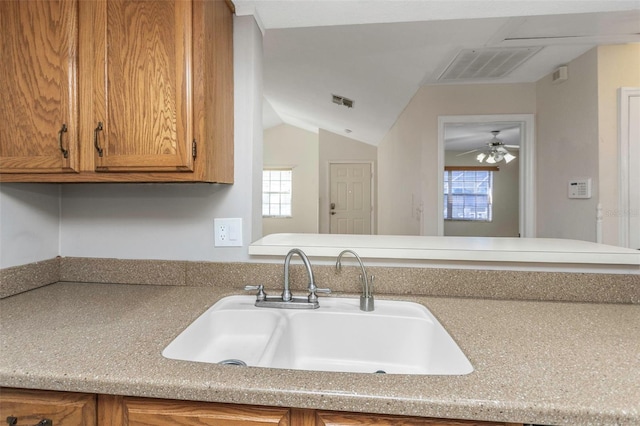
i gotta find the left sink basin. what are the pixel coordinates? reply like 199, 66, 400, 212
162, 296, 285, 366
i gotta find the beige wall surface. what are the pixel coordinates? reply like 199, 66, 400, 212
444, 151, 520, 237
535, 45, 640, 244
318, 129, 378, 234
377, 92, 425, 236
536, 48, 599, 242
379, 44, 637, 243
263, 124, 320, 235
597, 44, 640, 245
378, 83, 536, 236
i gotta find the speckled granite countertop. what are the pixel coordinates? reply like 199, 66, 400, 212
1, 282, 639, 425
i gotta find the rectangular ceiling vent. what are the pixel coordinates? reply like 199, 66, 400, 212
332, 94, 354, 108
438, 47, 542, 81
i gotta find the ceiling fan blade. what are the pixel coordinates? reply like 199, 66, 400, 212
456, 148, 480, 156
503, 144, 519, 149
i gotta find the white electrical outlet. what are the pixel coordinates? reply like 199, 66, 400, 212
214, 218, 243, 247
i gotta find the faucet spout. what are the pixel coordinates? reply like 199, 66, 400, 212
283, 248, 315, 302
336, 249, 374, 311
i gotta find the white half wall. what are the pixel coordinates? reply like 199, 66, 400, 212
60, 15, 264, 262
263, 124, 319, 235
0, 184, 60, 268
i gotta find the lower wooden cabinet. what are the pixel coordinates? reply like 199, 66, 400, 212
99, 395, 290, 426
312, 411, 522, 426
0, 388, 523, 426
0, 388, 96, 426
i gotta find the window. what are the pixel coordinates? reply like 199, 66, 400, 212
443, 167, 494, 221
263, 169, 292, 217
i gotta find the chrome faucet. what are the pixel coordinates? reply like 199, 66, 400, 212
282, 248, 312, 301
335, 249, 374, 311
245, 248, 330, 309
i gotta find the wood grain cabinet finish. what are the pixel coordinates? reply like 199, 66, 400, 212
0, 388, 96, 426
98, 395, 291, 426
312, 411, 523, 426
1, 0, 233, 183
0, 0, 80, 174
0, 389, 523, 426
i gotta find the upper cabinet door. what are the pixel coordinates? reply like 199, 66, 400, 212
0, 0, 79, 174
93, 0, 194, 172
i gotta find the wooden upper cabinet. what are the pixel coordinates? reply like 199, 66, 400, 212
0, 0, 80, 174
0, 0, 234, 183
92, 0, 194, 172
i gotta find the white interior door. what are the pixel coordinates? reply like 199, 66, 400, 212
329, 163, 372, 234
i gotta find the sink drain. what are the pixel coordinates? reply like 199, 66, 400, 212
374, 370, 386, 374
218, 359, 247, 366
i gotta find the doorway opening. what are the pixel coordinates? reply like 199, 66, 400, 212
437, 114, 536, 238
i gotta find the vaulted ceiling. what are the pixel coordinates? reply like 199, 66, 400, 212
234, 1, 640, 146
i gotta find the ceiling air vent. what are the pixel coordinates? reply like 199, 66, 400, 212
438, 47, 542, 81
332, 94, 354, 108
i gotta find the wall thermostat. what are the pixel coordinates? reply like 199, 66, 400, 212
568, 178, 592, 199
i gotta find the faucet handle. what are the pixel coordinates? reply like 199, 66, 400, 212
307, 284, 331, 304
244, 284, 267, 301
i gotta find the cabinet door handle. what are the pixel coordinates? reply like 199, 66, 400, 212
5, 417, 52, 426
94, 122, 104, 157
7, 416, 53, 426
58, 124, 69, 158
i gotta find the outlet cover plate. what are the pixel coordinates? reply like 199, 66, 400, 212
214, 218, 243, 247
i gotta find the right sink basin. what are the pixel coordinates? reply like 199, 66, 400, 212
163, 295, 473, 375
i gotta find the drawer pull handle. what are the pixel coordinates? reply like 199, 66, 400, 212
58, 123, 69, 159
94, 121, 104, 157
5, 417, 52, 426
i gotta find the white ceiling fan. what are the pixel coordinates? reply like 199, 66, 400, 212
457, 130, 518, 164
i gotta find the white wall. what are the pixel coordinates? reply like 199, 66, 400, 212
0, 184, 60, 268
263, 124, 319, 235
318, 129, 378, 234
443, 151, 520, 237
378, 83, 536, 236
60, 15, 264, 263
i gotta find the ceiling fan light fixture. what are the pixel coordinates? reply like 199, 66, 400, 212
476, 153, 486, 162
504, 152, 516, 163
485, 155, 496, 164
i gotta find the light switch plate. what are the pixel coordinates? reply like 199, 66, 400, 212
214, 218, 243, 247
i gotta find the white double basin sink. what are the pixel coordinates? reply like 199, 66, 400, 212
162, 295, 473, 375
